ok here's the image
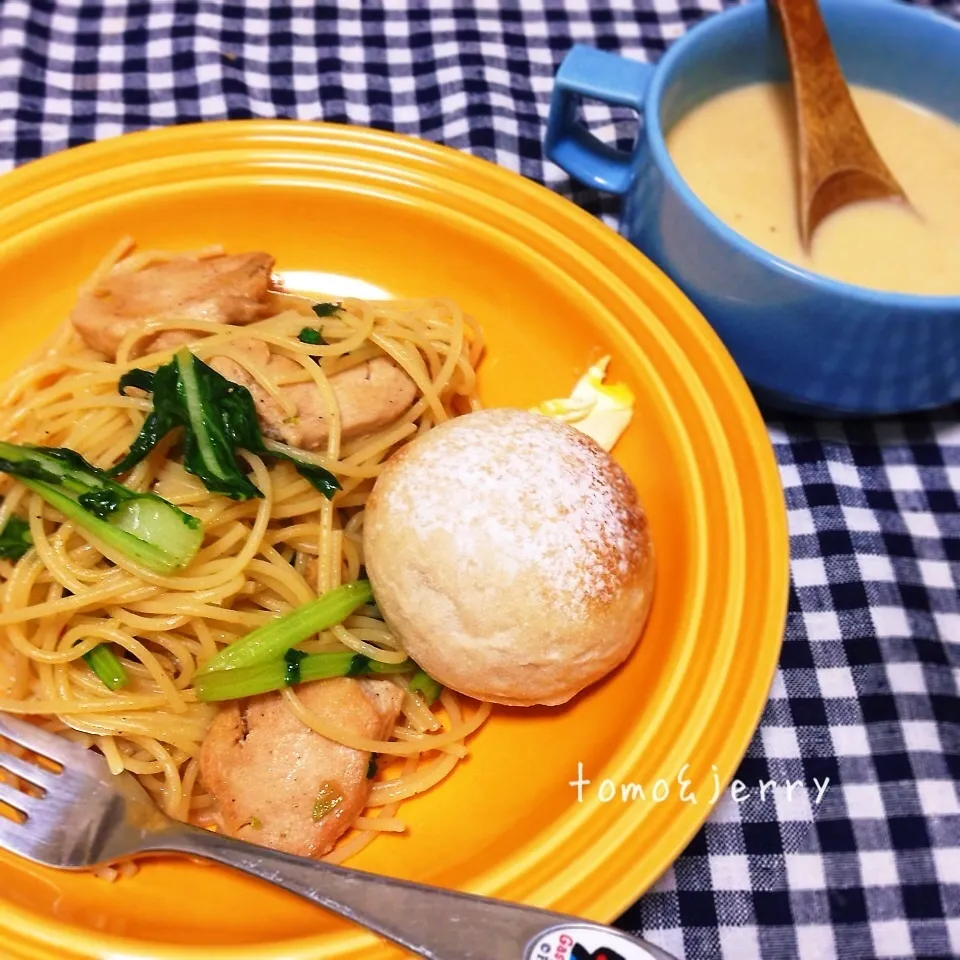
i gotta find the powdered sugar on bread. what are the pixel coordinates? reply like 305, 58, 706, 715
364, 408, 655, 707
375, 408, 643, 621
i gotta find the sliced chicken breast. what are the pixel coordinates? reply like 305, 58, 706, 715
209, 340, 418, 450
71, 252, 275, 359
199, 678, 403, 857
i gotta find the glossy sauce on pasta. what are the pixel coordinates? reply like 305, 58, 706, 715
0, 242, 489, 868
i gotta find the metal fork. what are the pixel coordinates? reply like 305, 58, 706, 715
0, 713, 675, 960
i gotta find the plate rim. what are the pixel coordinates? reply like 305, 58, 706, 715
0, 118, 789, 959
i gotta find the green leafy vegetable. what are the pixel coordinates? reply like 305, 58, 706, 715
76, 488, 125, 520
267, 447, 340, 500
194, 649, 412, 701
195, 580, 373, 677
117, 368, 156, 394
409, 668, 443, 705
176, 349, 264, 500
283, 648, 307, 686
0, 442, 203, 575
311, 302, 341, 319
111, 362, 179, 478
298, 327, 327, 346
0, 514, 32, 560
114, 348, 340, 501
113, 350, 260, 499
82, 644, 129, 691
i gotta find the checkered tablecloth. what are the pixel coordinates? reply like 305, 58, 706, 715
1, 1, 959, 957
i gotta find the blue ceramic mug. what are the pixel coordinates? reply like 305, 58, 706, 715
545, 0, 960, 416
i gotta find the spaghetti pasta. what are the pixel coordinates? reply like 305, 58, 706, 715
0, 242, 487, 863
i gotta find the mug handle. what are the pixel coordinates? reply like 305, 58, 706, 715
545, 45, 654, 195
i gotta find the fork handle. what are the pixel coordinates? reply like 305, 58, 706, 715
150, 824, 675, 960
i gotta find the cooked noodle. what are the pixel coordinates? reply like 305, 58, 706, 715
0, 242, 487, 865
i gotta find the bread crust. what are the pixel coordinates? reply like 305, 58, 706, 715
364, 408, 655, 706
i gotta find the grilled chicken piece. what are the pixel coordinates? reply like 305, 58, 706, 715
199, 678, 404, 858
70, 252, 275, 359
209, 339, 418, 450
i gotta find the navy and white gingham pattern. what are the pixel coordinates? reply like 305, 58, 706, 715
1, 2, 959, 957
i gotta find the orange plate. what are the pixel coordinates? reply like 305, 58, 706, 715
0, 121, 788, 959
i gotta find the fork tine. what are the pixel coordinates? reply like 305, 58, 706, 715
0, 780, 41, 818
0, 751, 58, 791
0, 712, 86, 767
0, 812, 52, 865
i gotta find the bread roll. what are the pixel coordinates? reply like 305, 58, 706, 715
363, 408, 654, 706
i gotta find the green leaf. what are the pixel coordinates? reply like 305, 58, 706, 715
0, 514, 32, 560
267, 449, 341, 499
195, 580, 374, 676
409, 668, 443, 705
298, 327, 327, 346
283, 648, 307, 686
311, 302, 340, 319
175, 350, 263, 500
0, 441, 203, 575
82, 644, 129, 691
109, 361, 183, 476
117, 368, 156, 395
193, 647, 413, 701
0, 450, 65, 485
77, 488, 124, 519
111, 347, 341, 502
346, 653, 370, 677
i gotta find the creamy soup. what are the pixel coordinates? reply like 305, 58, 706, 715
665, 83, 960, 296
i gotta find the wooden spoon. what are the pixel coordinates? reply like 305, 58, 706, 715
768, 0, 911, 248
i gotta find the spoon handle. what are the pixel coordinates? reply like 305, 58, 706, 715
153, 824, 677, 960
768, 0, 907, 242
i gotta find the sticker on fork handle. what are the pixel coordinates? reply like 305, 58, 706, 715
525, 924, 661, 960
